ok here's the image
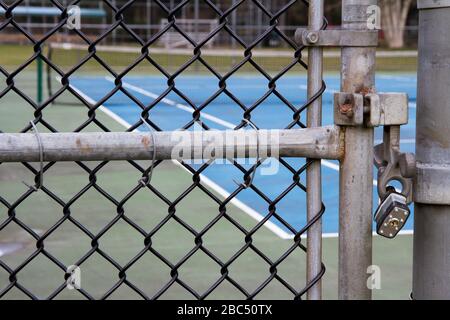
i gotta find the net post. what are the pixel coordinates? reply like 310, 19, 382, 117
338, 0, 377, 300
413, 0, 450, 299
306, 0, 324, 300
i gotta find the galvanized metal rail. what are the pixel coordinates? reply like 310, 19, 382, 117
306, 0, 325, 300
0, 126, 343, 162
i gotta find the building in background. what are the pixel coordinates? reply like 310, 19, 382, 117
0, 0, 418, 49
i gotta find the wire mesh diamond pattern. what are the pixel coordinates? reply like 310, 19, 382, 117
0, 0, 327, 300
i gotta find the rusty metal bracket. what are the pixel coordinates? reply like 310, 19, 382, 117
371, 92, 414, 204
334, 92, 408, 127
295, 29, 379, 47
334, 93, 365, 126
334, 91, 414, 203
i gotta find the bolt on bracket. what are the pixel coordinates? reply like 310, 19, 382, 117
334, 92, 408, 127
334, 93, 365, 126
295, 29, 379, 47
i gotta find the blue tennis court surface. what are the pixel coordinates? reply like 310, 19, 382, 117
69, 73, 417, 238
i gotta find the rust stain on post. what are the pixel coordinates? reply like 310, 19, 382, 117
338, 127, 346, 161
141, 136, 151, 148
339, 103, 354, 116
76, 138, 93, 153
357, 86, 375, 96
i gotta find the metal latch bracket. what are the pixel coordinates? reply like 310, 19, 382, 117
334, 92, 408, 127
333, 91, 415, 204
295, 29, 379, 47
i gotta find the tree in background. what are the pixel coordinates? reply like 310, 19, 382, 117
380, 0, 413, 48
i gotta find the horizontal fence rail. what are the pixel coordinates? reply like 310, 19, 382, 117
0, 126, 343, 162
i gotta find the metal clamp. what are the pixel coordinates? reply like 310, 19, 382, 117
334, 92, 408, 127
333, 91, 414, 203
295, 29, 378, 47
372, 108, 414, 238
334, 93, 365, 126
374, 126, 415, 204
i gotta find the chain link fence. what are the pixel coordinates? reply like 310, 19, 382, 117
0, 0, 328, 299
0, 0, 305, 48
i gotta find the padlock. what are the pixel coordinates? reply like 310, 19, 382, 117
374, 186, 410, 239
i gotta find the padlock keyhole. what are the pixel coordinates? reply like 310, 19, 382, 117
388, 218, 400, 228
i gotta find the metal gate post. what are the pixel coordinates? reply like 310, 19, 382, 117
306, 0, 324, 300
339, 0, 377, 300
413, 0, 450, 300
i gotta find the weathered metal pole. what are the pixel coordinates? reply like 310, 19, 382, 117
306, 0, 324, 300
413, 0, 450, 300
339, 0, 377, 300
0, 126, 343, 162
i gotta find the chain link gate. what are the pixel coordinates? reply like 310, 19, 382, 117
0, 0, 398, 300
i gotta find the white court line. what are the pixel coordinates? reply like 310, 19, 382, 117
67, 80, 294, 240
299, 84, 338, 95
375, 139, 416, 144
323, 230, 413, 238
377, 74, 416, 81
104, 76, 235, 130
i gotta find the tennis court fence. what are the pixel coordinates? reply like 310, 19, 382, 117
0, 0, 447, 300
1, 0, 330, 300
